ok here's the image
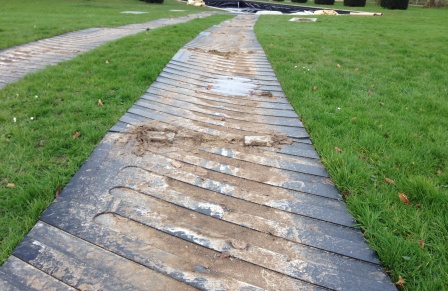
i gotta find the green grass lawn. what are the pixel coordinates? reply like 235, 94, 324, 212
255, 6, 448, 290
0, 0, 215, 49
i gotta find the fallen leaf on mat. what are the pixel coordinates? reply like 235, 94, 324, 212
72, 131, 80, 139
206, 85, 212, 90
398, 193, 411, 205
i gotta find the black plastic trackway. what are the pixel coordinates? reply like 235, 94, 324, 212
0, 14, 396, 291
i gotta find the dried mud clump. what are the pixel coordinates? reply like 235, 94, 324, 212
187, 47, 238, 59
125, 121, 293, 156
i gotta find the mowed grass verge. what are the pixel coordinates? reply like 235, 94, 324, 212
0, 13, 233, 265
255, 7, 447, 290
0, 0, 216, 49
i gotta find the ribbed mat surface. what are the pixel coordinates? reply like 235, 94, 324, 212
0, 15, 396, 290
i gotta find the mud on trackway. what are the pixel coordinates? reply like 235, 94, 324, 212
0, 15, 396, 290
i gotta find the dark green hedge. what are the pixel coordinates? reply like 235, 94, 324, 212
344, 0, 366, 6
381, 0, 409, 9
143, 0, 164, 3
314, 0, 335, 4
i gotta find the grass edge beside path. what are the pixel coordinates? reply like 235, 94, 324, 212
0, 13, 234, 265
0, 0, 218, 50
255, 8, 448, 290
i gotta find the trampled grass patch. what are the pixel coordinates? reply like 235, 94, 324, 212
255, 7, 448, 290
0, 0, 215, 49
0, 13, 233, 265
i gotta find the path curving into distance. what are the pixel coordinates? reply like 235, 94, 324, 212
0, 12, 215, 89
0, 15, 396, 290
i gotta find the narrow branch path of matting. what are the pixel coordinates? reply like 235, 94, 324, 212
0, 12, 214, 89
0, 15, 396, 290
